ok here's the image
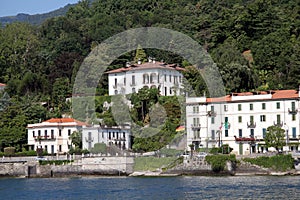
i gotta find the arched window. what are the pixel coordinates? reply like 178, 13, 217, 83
150, 73, 157, 83
143, 74, 149, 84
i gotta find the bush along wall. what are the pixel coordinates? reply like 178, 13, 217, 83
243, 154, 294, 172
205, 154, 237, 173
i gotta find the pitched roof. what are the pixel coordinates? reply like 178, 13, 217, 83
206, 89, 299, 103
0, 83, 6, 87
106, 61, 185, 74
44, 118, 87, 126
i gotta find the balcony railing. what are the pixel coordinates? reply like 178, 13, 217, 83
273, 121, 283, 127
247, 121, 256, 128
114, 137, 126, 141
85, 137, 94, 143
34, 136, 56, 141
191, 124, 201, 131
288, 108, 298, 115
207, 111, 216, 117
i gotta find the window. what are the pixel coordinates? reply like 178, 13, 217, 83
150, 73, 156, 83
51, 130, 54, 139
102, 132, 104, 138
131, 75, 135, 85
193, 106, 199, 113
132, 88, 136, 93
250, 129, 254, 137
44, 130, 47, 138
45, 145, 47, 152
250, 116, 254, 123
291, 102, 296, 111
114, 90, 118, 95
292, 114, 296, 121
224, 117, 229, 129
114, 78, 117, 87
292, 127, 296, 138
193, 118, 199, 126
109, 132, 111, 140
211, 117, 215, 124
238, 104, 242, 111
164, 74, 167, 82
59, 145, 62, 152
224, 105, 228, 111
179, 76, 182, 83
59, 129, 62, 137
169, 75, 172, 82
260, 115, 266, 122
276, 102, 280, 109
211, 130, 215, 140
262, 103, 266, 110
143, 74, 149, 84
211, 106, 214, 111
68, 129, 71, 136
238, 129, 242, 138
33, 131, 35, 137
38, 130, 41, 137
250, 103, 253, 111
225, 130, 228, 137
238, 116, 242, 123
276, 114, 281, 124
262, 128, 266, 138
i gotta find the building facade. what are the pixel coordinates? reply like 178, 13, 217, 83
106, 60, 184, 96
186, 90, 300, 155
27, 118, 86, 154
82, 125, 132, 151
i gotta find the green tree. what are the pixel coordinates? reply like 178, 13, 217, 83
69, 130, 82, 149
264, 126, 285, 151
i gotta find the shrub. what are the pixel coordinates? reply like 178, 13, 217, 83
4, 147, 15, 156
205, 154, 236, 172
39, 160, 74, 165
243, 154, 294, 171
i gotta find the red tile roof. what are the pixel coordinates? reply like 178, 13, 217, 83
206, 90, 299, 103
44, 118, 87, 126
106, 61, 185, 74
0, 83, 6, 87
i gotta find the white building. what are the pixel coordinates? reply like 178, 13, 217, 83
106, 60, 184, 96
82, 125, 132, 151
27, 118, 87, 154
186, 89, 300, 155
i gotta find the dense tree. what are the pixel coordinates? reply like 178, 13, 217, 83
264, 126, 285, 151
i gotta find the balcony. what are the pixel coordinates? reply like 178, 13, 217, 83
191, 124, 201, 131
34, 136, 56, 141
273, 121, 283, 127
114, 137, 126, 141
85, 137, 94, 143
288, 108, 298, 115
207, 110, 216, 117
247, 121, 256, 128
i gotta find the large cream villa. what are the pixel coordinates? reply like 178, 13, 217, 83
186, 89, 300, 155
27, 118, 87, 154
106, 59, 185, 96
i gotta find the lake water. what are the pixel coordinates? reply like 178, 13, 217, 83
0, 176, 299, 199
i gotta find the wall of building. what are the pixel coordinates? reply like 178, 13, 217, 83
186, 94, 300, 155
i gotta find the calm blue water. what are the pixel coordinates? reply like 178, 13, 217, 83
0, 176, 299, 199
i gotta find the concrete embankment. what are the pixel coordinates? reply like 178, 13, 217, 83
0, 156, 134, 178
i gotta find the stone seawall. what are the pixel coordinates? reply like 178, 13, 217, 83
0, 156, 134, 178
